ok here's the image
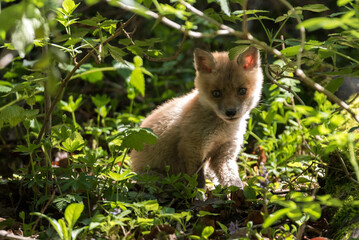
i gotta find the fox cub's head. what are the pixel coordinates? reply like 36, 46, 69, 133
194, 46, 263, 122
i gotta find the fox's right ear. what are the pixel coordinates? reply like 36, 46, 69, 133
194, 48, 216, 73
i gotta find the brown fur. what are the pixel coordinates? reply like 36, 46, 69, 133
130, 47, 263, 188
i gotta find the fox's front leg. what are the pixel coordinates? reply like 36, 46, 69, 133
205, 142, 243, 188
178, 138, 206, 187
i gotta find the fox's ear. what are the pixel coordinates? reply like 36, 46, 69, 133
237, 46, 260, 70
194, 48, 216, 73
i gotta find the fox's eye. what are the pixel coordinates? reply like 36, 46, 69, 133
212, 90, 222, 98
238, 88, 247, 96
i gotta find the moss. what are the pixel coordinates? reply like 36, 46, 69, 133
330, 195, 359, 240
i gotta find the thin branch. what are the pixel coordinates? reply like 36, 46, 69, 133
265, 64, 305, 105
279, 0, 305, 69
241, 0, 248, 35
0, 231, 37, 240
336, 151, 359, 187
36, 14, 137, 143
122, 23, 187, 62
31, 190, 56, 234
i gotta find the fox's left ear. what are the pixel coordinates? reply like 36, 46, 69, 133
237, 46, 260, 70
194, 48, 216, 73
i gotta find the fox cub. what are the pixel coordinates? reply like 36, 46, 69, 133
131, 46, 263, 188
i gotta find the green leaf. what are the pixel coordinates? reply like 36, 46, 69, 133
0, 105, 24, 127
91, 94, 111, 108
60, 132, 86, 153
201, 226, 214, 239
243, 186, 256, 199
301, 4, 329, 12
30, 212, 63, 238
263, 208, 291, 228
107, 44, 127, 63
299, 17, 344, 31
325, 77, 344, 93
130, 68, 145, 96
62, 0, 79, 15
122, 127, 157, 151
58, 219, 69, 240
302, 202, 321, 220
65, 203, 84, 231
337, 0, 353, 6
215, 0, 230, 16
228, 45, 249, 60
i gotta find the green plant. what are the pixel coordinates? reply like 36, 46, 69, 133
32, 203, 85, 240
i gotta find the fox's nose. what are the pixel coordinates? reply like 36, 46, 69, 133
225, 109, 237, 117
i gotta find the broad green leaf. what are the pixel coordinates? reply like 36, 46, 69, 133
0, 105, 24, 127
325, 77, 344, 93
201, 226, 214, 239
263, 208, 291, 228
243, 186, 256, 199
122, 127, 157, 151
65, 203, 84, 230
0, 2, 25, 31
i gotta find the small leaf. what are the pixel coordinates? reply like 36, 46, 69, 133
62, 0, 79, 15
201, 226, 214, 239
301, 4, 329, 12
302, 202, 321, 220
130, 68, 145, 96
337, 0, 353, 6
228, 45, 249, 60
263, 208, 291, 228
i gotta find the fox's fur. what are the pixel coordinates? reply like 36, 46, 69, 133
131, 46, 263, 188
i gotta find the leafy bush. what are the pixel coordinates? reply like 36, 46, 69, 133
1, 0, 359, 239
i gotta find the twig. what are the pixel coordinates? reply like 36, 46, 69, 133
0, 230, 37, 240
36, 14, 137, 143
122, 23, 187, 62
279, 0, 305, 69
241, 0, 248, 35
265, 64, 305, 105
336, 151, 359, 187
31, 190, 56, 234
